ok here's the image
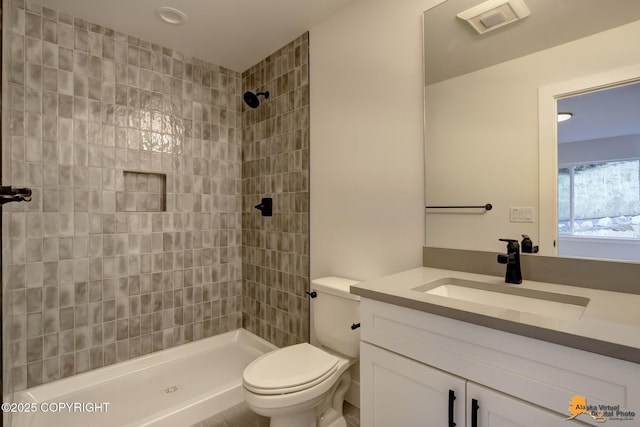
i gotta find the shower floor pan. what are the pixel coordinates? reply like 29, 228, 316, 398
12, 329, 276, 427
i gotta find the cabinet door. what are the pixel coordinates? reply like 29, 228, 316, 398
361, 342, 465, 427
467, 382, 590, 427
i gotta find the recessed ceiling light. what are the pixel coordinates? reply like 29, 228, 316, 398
557, 112, 573, 122
156, 7, 187, 25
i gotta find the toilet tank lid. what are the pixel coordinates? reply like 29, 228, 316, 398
311, 276, 361, 300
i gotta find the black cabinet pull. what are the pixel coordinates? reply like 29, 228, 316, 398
448, 389, 456, 427
471, 398, 479, 427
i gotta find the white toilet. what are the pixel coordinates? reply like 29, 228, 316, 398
242, 276, 361, 427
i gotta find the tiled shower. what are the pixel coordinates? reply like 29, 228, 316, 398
241, 33, 310, 347
1, 0, 309, 402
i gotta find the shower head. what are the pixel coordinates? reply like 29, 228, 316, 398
243, 91, 270, 109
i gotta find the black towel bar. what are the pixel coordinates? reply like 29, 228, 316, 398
426, 203, 492, 211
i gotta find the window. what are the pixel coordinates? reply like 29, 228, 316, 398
558, 160, 640, 238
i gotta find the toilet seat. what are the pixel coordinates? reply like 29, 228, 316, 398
243, 343, 339, 395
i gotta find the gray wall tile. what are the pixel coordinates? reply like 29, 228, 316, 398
241, 33, 309, 347
5, 2, 242, 389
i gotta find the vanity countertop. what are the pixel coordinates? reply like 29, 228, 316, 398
350, 267, 640, 364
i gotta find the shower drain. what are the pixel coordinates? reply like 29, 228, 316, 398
163, 385, 181, 394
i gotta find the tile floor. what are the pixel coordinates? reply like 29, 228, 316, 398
343, 402, 361, 427
192, 401, 360, 427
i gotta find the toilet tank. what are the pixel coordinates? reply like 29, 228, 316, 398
311, 276, 361, 358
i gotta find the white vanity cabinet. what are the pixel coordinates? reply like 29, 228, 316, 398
361, 342, 586, 427
359, 298, 640, 427
466, 382, 589, 427
361, 341, 465, 426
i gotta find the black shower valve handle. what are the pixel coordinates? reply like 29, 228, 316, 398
254, 197, 273, 216
0, 186, 32, 205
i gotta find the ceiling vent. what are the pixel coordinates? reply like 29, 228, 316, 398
457, 0, 530, 35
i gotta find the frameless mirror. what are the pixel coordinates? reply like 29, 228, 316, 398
423, 0, 640, 262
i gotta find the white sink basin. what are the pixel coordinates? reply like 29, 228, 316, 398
415, 278, 589, 321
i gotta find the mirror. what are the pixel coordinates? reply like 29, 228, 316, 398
423, 0, 640, 260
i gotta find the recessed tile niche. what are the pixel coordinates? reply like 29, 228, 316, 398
117, 171, 166, 212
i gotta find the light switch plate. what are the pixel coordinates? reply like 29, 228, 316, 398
510, 207, 534, 223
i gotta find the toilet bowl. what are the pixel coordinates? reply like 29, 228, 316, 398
242, 277, 361, 427
243, 343, 355, 427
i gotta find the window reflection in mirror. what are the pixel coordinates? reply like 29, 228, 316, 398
556, 82, 640, 261
558, 161, 640, 237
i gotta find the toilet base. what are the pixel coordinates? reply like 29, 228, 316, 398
317, 371, 351, 427
318, 408, 347, 427
269, 410, 316, 427
246, 371, 353, 427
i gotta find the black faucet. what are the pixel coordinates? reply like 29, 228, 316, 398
521, 234, 539, 254
497, 238, 522, 284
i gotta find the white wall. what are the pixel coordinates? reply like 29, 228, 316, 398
559, 134, 640, 165
424, 20, 640, 254
309, 0, 443, 281
559, 237, 640, 263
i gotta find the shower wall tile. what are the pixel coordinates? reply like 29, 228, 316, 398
2, 3, 13, 424
5, 0, 242, 390
241, 33, 309, 347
